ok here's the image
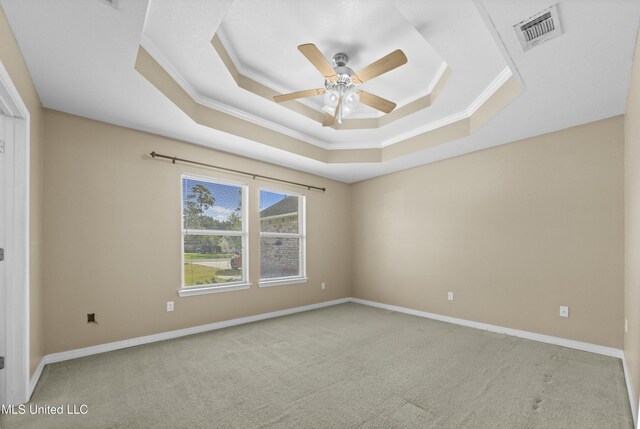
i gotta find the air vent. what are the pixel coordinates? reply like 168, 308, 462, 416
513, 4, 562, 52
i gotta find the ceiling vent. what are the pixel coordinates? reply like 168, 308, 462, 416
513, 4, 562, 52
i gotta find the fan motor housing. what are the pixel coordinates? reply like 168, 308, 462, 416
332, 52, 349, 67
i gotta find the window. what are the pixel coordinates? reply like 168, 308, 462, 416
259, 189, 307, 287
180, 175, 249, 297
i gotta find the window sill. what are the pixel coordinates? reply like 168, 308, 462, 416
258, 277, 308, 288
178, 282, 252, 297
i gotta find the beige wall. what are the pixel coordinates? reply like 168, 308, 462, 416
0, 5, 44, 377
40, 109, 628, 355
0, 1, 631, 393
351, 116, 625, 349
42, 109, 351, 354
625, 26, 640, 412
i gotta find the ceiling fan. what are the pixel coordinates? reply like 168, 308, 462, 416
273, 44, 408, 127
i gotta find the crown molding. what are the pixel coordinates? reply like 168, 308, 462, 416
379, 66, 512, 148
215, 27, 336, 116
210, 32, 453, 130
427, 61, 449, 94
142, 30, 511, 151
136, 38, 520, 160
140, 34, 332, 150
467, 66, 513, 115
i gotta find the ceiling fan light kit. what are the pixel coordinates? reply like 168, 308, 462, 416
273, 43, 407, 127
321, 53, 360, 124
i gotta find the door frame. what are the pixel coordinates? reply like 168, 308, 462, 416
0, 58, 30, 405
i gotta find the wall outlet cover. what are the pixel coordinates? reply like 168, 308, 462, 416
448, 292, 454, 301
167, 301, 174, 312
559, 306, 569, 318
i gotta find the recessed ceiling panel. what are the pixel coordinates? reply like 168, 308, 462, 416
219, 0, 445, 117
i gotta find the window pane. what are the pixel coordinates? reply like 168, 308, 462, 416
182, 177, 243, 231
184, 235, 242, 286
260, 237, 300, 279
260, 191, 299, 233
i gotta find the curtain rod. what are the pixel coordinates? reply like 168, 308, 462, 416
150, 152, 326, 192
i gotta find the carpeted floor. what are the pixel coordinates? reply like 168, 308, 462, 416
0, 303, 633, 428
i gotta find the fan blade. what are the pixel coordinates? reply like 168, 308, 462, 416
358, 90, 397, 113
273, 88, 325, 103
351, 49, 407, 84
323, 96, 342, 127
322, 113, 335, 127
298, 44, 338, 82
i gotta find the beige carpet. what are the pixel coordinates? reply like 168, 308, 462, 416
0, 303, 633, 428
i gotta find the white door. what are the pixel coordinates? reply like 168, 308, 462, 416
0, 113, 8, 406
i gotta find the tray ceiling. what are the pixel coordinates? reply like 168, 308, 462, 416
140, 0, 513, 150
1, 0, 639, 182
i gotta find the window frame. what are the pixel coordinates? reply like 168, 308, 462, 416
258, 188, 308, 288
179, 173, 251, 297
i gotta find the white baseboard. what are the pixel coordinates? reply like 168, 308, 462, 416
623, 356, 639, 428
37, 297, 626, 363
43, 298, 350, 365
350, 298, 624, 358
28, 357, 45, 400
353, 298, 638, 427
28, 298, 349, 396
29, 295, 634, 423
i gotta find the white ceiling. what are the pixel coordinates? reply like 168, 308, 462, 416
1, 0, 639, 183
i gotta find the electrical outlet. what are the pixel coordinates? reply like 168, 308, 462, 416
559, 306, 569, 318
321, 282, 326, 290
448, 292, 454, 301
167, 301, 174, 312
87, 313, 96, 323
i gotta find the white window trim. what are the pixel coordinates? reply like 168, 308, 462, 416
259, 277, 309, 288
178, 282, 251, 297
258, 188, 307, 287
180, 174, 250, 296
